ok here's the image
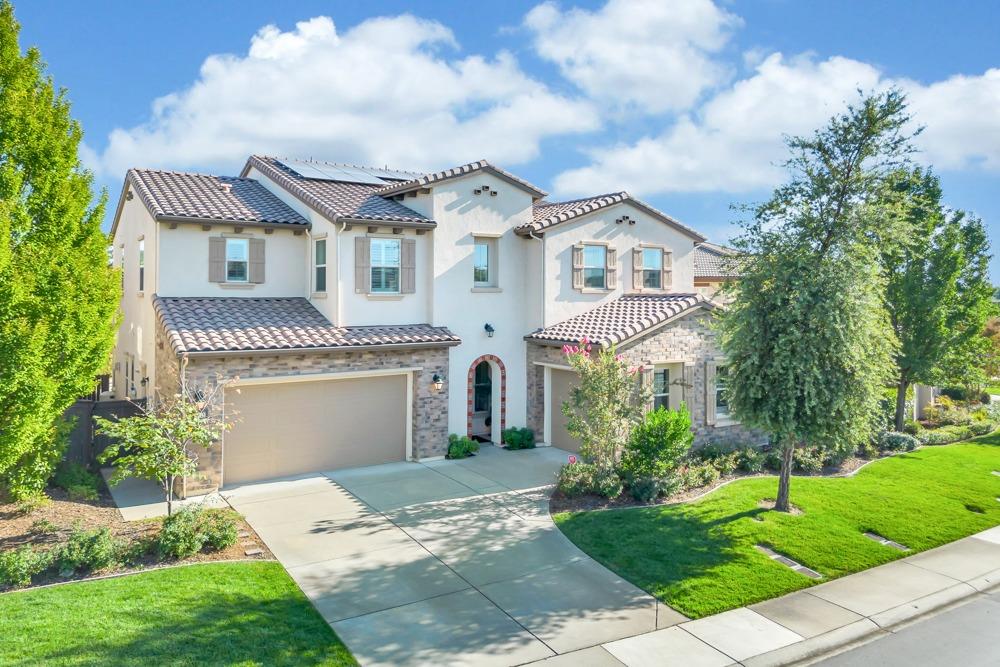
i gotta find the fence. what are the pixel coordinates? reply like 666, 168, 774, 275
64, 398, 146, 465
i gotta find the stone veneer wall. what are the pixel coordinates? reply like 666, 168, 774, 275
526, 309, 766, 447
174, 341, 450, 493
153, 322, 182, 404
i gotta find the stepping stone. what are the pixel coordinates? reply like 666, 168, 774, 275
863, 531, 909, 551
238, 531, 250, 538
244, 548, 263, 556
756, 544, 823, 579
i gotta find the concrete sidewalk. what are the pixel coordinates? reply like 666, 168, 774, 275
532, 525, 1000, 666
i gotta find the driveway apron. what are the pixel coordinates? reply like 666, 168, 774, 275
223, 446, 680, 667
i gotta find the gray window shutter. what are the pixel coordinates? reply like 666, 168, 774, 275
209, 237, 226, 283
249, 238, 265, 283
705, 361, 717, 426
606, 247, 618, 289
355, 236, 371, 293
632, 247, 643, 290
401, 238, 416, 294
572, 244, 584, 290
662, 250, 673, 291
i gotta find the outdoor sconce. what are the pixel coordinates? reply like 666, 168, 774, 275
484, 323, 495, 338
140, 376, 149, 387
431, 373, 444, 391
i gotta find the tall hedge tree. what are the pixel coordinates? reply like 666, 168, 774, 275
0, 1, 119, 498
882, 168, 996, 429
721, 92, 910, 512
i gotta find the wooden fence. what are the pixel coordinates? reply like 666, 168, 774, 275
64, 398, 146, 465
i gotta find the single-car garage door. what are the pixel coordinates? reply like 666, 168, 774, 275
549, 369, 582, 453
223, 374, 407, 486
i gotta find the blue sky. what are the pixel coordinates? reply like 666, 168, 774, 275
15, 0, 1000, 280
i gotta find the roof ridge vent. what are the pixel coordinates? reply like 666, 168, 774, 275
219, 182, 233, 194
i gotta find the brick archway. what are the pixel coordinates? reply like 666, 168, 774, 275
467, 354, 506, 439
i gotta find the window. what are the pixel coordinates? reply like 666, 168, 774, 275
226, 238, 249, 282
138, 239, 145, 291
473, 362, 491, 412
371, 238, 401, 293
652, 367, 670, 411
642, 247, 662, 289
314, 239, 327, 293
583, 245, 607, 288
473, 237, 497, 287
715, 365, 730, 418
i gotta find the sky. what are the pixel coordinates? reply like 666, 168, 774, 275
14, 0, 1000, 281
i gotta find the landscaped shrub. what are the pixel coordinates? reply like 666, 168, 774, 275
158, 508, 205, 559
55, 527, 121, 575
878, 431, 919, 452
792, 448, 824, 474
120, 536, 156, 566
736, 447, 766, 473
557, 462, 597, 497
762, 449, 783, 472
501, 427, 536, 450
821, 447, 853, 467
201, 511, 239, 551
446, 434, 480, 459
916, 424, 975, 446
13, 493, 50, 516
681, 463, 720, 490
902, 419, 922, 435
629, 475, 682, 503
0, 545, 51, 588
856, 439, 879, 459
969, 421, 996, 436
593, 468, 623, 499
619, 407, 692, 483
52, 463, 101, 501
940, 386, 990, 404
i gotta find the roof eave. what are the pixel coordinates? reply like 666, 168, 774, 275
336, 216, 436, 230
155, 214, 311, 230
177, 338, 462, 359
379, 164, 548, 200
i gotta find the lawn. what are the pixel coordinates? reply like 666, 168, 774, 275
987, 386, 1000, 396
554, 433, 1000, 619
0, 561, 356, 666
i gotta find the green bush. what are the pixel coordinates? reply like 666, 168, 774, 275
916, 424, 975, 446
593, 468, 623, 499
52, 463, 101, 501
902, 419, 922, 435
446, 434, 480, 459
619, 407, 692, 482
736, 447, 765, 473
13, 493, 50, 516
201, 511, 239, 551
762, 449, 783, 471
629, 475, 682, 503
878, 431, 919, 452
792, 448, 824, 474
119, 536, 156, 566
856, 439, 879, 459
969, 421, 996, 436
55, 527, 121, 575
158, 508, 205, 559
0, 545, 51, 588
680, 463, 720, 490
557, 462, 596, 497
501, 427, 536, 450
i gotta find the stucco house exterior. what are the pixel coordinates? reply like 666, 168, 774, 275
109, 156, 756, 493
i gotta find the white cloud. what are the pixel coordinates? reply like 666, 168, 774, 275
524, 0, 741, 114
96, 15, 599, 177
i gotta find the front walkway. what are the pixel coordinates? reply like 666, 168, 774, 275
222, 446, 685, 667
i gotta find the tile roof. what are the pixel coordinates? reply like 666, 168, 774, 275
127, 169, 308, 226
525, 294, 713, 347
374, 159, 548, 199
154, 296, 460, 355
518, 192, 706, 241
245, 156, 435, 226
694, 242, 742, 278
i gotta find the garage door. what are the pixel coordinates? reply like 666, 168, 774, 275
549, 369, 582, 453
223, 374, 407, 486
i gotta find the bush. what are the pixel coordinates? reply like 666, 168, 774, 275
120, 536, 156, 566
940, 386, 990, 405
158, 508, 205, 559
55, 527, 121, 575
737, 447, 766, 473
619, 407, 692, 482
0, 545, 51, 588
822, 447, 852, 467
593, 468, 623, 499
446, 434, 480, 459
501, 427, 536, 450
557, 462, 596, 497
762, 449, 783, 472
629, 475, 682, 503
856, 439, 879, 459
13, 493, 50, 516
681, 463, 720, 490
792, 448, 824, 474
878, 431, 919, 452
201, 511, 238, 551
916, 424, 974, 446
969, 421, 996, 436
902, 419, 922, 435
52, 463, 101, 501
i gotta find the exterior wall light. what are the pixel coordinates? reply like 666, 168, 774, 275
432, 373, 444, 391
484, 323, 495, 338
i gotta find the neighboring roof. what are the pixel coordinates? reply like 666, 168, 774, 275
525, 294, 714, 347
375, 159, 548, 200
517, 192, 706, 241
154, 296, 460, 355
121, 169, 309, 229
694, 242, 742, 279
243, 156, 435, 227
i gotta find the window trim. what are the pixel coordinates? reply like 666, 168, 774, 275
225, 237, 250, 284
641, 246, 663, 290
652, 366, 670, 411
370, 236, 402, 295
314, 238, 327, 294
581, 243, 608, 290
472, 235, 499, 288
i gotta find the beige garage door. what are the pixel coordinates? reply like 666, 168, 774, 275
223, 374, 406, 486
550, 369, 582, 453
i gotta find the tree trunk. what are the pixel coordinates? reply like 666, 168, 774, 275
894, 376, 909, 432
165, 475, 173, 516
775, 441, 794, 512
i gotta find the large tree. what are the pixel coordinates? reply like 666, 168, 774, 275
0, 1, 119, 498
720, 92, 910, 512
882, 168, 996, 428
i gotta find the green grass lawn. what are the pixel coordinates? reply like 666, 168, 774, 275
555, 433, 1000, 619
986, 386, 1000, 396
0, 561, 356, 666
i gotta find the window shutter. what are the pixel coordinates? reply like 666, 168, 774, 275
572, 244, 584, 290
355, 236, 371, 293
249, 238, 265, 283
208, 237, 226, 283
662, 250, 673, 291
682, 364, 695, 406
606, 247, 618, 289
632, 247, 643, 290
642, 367, 654, 412
401, 238, 416, 294
705, 360, 717, 426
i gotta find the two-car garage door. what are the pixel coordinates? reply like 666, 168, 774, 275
223, 374, 407, 487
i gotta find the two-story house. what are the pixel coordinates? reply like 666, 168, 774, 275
109, 156, 759, 493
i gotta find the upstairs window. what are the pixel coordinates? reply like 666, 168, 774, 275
226, 238, 249, 282
642, 247, 662, 289
652, 367, 670, 411
314, 239, 327, 293
473, 236, 498, 287
582, 245, 607, 288
715, 365, 730, 419
371, 238, 401, 293
138, 239, 145, 292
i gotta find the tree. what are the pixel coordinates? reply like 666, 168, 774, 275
720, 91, 909, 512
985, 318, 1000, 382
881, 168, 996, 429
96, 392, 228, 516
0, 1, 119, 498
561, 339, 648, 474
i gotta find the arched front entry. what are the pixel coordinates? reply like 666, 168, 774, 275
467, 354, 506, 443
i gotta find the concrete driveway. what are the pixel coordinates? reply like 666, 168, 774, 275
223, 445, 684, 666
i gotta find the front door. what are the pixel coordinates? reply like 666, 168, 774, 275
471, 361, 492, 440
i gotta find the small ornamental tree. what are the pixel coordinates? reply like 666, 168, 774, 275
96, 388, 230, 515
561, 338, 648, 473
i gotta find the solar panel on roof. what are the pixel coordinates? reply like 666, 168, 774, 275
278, 158, 339, 180
330, 165, 387, 185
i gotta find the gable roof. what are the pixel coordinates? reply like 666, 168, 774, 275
517, 192, 706, 241
525, 293, 716, 347
375, 159, 548, 200
693, 242, 742, 279
243, 156, 435, 228
154, 296, 460, 356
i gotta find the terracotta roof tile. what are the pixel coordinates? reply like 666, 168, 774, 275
694, 242, 742, 278
374, 159, 548, 199
519, 193, 706, 241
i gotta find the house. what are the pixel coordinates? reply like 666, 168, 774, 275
693, 241, 741, 299
109, 156, 760, 493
